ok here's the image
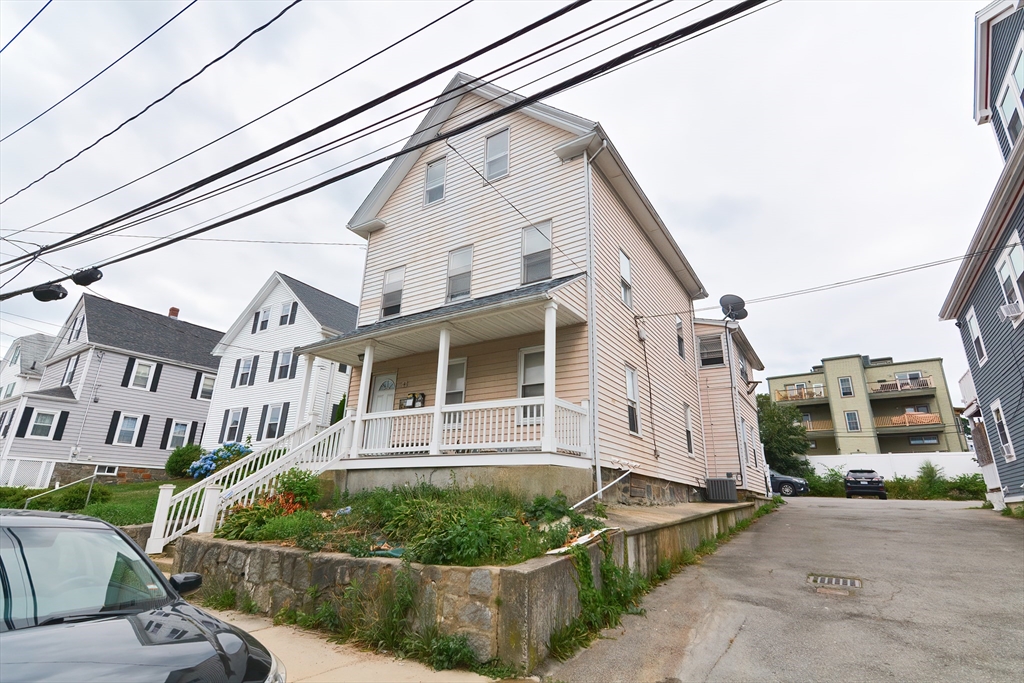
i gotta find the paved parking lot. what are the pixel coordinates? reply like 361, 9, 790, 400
540, 497, 1024, 683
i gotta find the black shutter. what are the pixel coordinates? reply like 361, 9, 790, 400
268, 351, 279, 383
105, 411, 121, 445
52, 411, 70, 441
121, 357, 136, 387
289, 353, 299, 379
257, 404, 269, 441
237, 408, 248, 441
251, 312, 260, 334
135, 415, 150, 447
279, 402, 290, 435
159, 418, 173, 450
191, 371, 203, 399
187, 421, 199, 445
218, 409, 229, 444
14, 407, 34, 438
288, 301, 298, 325
249, 356, 259, 386
149, 363, 163, 392
231, 359, 241, 388
3, 410, 15, 437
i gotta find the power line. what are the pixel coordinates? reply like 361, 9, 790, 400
3, 0, 699, 268
0, 0, 592, 254
0, 0, 52, 54
0, 0, 773, 300
1, 0, 475, 236
0, 1, 199, 143
3, 230, 367, 247
0, 0, 305, 204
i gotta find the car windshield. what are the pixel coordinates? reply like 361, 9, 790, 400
0, 524, 169, 632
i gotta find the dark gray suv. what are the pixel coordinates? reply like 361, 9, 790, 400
845, 469, 887, 499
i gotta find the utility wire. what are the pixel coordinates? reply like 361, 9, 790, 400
0, 0, 52, 54
1, 0, 475, 235
1, 1, 198, 143
0, 0, 592, 255
0, 0, 305, 204
0, 0, 772, 300
4, 0, 695, 266
3, 230, 367, 246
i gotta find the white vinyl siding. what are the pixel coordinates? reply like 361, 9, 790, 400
522, 222, 552, 284
424, 157, 446, 205
484, 128, 509, 180
447, 246, 473, 302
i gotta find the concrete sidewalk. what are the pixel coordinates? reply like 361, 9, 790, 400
207, 609, 493, 683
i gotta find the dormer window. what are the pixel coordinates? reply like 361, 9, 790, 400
999, 43, 1024, 145
424, 158, 446, 205
381, 267, 405, 318
61, 355, 79, 387
72, 315, 84, 341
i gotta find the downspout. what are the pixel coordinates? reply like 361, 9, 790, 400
73, 348, 104, 462
584, 142, 607, 496
723, 324, 746, 489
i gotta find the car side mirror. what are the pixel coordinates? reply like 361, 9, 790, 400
169, 572, 203, 595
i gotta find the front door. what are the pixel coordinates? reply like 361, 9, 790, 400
365, 373, 397, 450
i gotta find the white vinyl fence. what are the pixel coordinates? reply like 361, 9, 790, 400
804, 452, 982, 479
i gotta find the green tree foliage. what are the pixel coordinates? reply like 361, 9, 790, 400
756, 394, 812, 476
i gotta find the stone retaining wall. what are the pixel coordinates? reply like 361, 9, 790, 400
120, 523, 152, 549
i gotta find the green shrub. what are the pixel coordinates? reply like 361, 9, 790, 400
883, 475, 918, 500
276, 468, 322, 508
916, 461, 947, 499
252, 510, 332, 543
166, 444, 204, 478
945, 473, 986, 501
806, 466, 846, 497
0, 486, 41, 509
28, 483, 113, 512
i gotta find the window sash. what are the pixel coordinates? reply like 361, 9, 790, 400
967, 310, 986, 362
280, 302, 292, 326
132, 363, 152, 389
30, 413, 55, 438
239, 358, 253, 385
699, 336, 724, 366
382, 267, 404, 317
485, 130, 509, 180
625, 366, 639, 434
522, 223, 551, 284
446, 360, 466, 405
10, 346, 20, 365
278, 352, 292, 379
117, 416, 139, 444
200, 376, 215, 400
266, 406, 283, 439
909, 435, 938, 445
447, 247, 473, 301
424, 158, 446, 204
169, 422, 189, 449
259, 308, 270, 331
62, 355, 78, 386
839, 377, 854, 397
226, 410, 242, 442
845, 411, 860, 432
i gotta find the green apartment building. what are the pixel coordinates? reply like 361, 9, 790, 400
766, 355, 967, 455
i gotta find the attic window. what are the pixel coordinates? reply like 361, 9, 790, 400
258, 307, 270, 332
9, 346, 20, 366
424, 158, 446, 205
485, 129, 509, 180
280, 301, 293, 326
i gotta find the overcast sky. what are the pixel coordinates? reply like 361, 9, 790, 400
0, 0, 1002, 403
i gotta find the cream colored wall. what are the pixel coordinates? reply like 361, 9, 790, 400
358, 94, 588, 327
822, 356, 878, 454
766, 371, 826, 398
590, 169, 703, 487
863, 359, 965, 451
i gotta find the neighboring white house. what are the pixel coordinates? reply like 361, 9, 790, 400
0, 333, 55, 406
201, 272, 358, 449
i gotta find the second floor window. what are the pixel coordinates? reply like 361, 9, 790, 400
675, 316, 685, 359
447, 246, 473, 302
522, 222, 551, 284
619, 250, 633, 308
844, 410, 861, 432
200, 375, 215, 400
239, 357, 253, 385
699, 335, 724, 367
838, 376, 854, 397
132, 362, 153, 390
424, 158, 446, 205
485, 129, 509, 180
967, 307, 987, 364
278, 351, 293, 380
61, 355, 78, 386
381, 266, 405, 317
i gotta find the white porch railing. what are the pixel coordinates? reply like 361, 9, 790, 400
438, 397, 545, 452
145, 420, 315, 553
554, 399, 588, 456
361, 406, 433, 455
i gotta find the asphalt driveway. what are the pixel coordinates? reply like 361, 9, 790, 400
539, 497, 1024, 683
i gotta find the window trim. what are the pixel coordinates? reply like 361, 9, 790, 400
521, 221, 552, 285
3, 382, 14, 398
71, 314, 84, 341
990, 399, 1016, 462
993, 229, 1024, 326
167, 420, 190, 450
625, 364, 641, 436
618, 249, 633, 309
225, 408, 244, 443
997, 34, 1024, 146
909, 434, 939, 446
445, 357, 467, 406
279, 301, 293, 326
844, 410, 861, 432
517, 346, 545, 425
199, 374, 215, 400
683, 403, 694, 455
838, 376, 854, 397
423, 156, 447, 206
264, 404, 284, 441
446, 245, 473, 303
238, 357, 254, 387
966, 306, 988, 366
130, 361, 155, 391
9, 345, 20, 366
381, 266, 405, 319
698, 334, 726, 367
95, 465, 118, 476
115, 413, 142, 446
484, 127, 510, 181
27, 410, 58, 440
675, 316, 686, 360
61, 354, 79, 387
257, 307, 271, 332
278, 350, 293, 380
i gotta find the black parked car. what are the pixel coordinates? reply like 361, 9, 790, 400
769, 470, 809, 497
0, 509, 285, 682
845, 469, 888, 499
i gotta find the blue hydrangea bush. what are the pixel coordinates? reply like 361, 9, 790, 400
188, 442, 253, 479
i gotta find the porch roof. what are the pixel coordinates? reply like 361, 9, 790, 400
298, 274, 587, 365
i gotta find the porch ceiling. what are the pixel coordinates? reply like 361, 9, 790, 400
302, 291, 586, 366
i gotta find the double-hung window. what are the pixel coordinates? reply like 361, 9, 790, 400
9, 345, 20, 366
258, 308, 270, 332
998, 42, 1024, 145
168, 421, 189, 450
278, 350, 293, 380
238, 357, 253, 386
740, 417, 749, 465
675, 316, 686, 359
71, 315, 84, 341
200, 375, 215, 400
280, 301, 293, 326
684, 404, 693, 453
61, 355, 79, 386
265, 405, 283, 440
484, 129, 509, 180
991, 400, 1016, 461
29, 411, 56, 439
699, 335, 725, 367
994, 232, 1024, 315
447, 247, 473, 302
844, 410, 861, 432
838, 376, 854, 397
117, 415, 140, 445
522, 222, 552, 284
381, 267, 405, 318
226, 409, 243, 443
424, 158, 446, 205
619, 250, 633, 308
444, 359, 467, 427
738, 354, 749, 383
3, 383, 14, 398
966, 307, 987, 364
519, 348, 544, 422
625, 365, 640, 435
132, 362, 153, 390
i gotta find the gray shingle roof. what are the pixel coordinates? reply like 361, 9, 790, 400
278, 273, 358, 334
27, 386, 77, 400
4, 333, 55, 377
82, 295, 223, 370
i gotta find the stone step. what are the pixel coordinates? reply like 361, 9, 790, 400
151, 555, 174, 574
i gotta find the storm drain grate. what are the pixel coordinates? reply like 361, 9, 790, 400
808, 575, 861, 588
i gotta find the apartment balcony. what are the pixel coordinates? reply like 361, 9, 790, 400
774, 386, 829, 405
874, 413, 943, 433
869, 377, 936, 398
801, 419, 834, 433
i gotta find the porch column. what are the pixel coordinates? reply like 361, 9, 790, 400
298, 354, 315, 424
430, 325, 451, 455
349, 342, 375, 458
543, 301, 558, 453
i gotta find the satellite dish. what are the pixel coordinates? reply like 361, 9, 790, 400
720, 294, 747, 320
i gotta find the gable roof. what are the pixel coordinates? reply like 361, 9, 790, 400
5, 333, 55, 377
277, 273, 359, 335
76, 295, 222, 370
347, 72, 707, 300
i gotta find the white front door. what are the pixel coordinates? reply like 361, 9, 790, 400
365, 373, 397, 450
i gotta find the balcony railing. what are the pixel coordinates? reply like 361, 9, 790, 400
775, 386, 827, 402
801, 419, 834, 431
871, 377, 935, 393
875, 413, 942, 428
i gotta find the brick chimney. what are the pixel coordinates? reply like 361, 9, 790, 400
168, 307, 180, 319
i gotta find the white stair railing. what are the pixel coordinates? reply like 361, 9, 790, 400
145, 420, 314, 553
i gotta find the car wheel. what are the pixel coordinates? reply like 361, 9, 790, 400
846, 493, 852, 498
879, 493, 887, 500
780, 482, 796, 497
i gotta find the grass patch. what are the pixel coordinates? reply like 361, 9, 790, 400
1, 479, 192, 526
1001, 504, 1024, 519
